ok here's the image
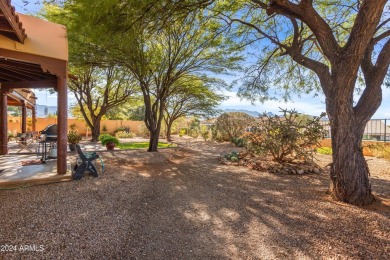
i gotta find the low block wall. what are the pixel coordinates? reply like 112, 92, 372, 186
7, 118, 145, 137
320, 138, 390, 157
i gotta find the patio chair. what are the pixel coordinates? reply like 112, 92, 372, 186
72, 144, 102, 180
16, 133, 34, 153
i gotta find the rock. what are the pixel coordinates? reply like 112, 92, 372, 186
297, 169, 304, 175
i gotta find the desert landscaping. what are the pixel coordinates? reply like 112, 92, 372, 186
1, 137, 389, 259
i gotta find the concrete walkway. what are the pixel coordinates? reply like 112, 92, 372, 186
0, 138, 157, 188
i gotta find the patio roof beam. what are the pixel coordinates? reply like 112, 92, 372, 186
0, 67, 42, 81
1, 79, 57, 90
0, 64, 53, 79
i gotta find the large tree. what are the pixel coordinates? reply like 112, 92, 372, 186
69, 66, 138, 141
214, 0, 390, 205
66, 4, 241, 151
163, 76, 225, 141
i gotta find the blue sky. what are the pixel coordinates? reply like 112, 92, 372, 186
13, 0, 390, 118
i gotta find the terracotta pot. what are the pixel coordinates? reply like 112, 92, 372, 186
69, 144, 77, 152
106, 142, 115, 150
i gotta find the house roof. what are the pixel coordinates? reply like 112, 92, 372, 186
7, 88, 36, 109
0, 0, 26, 43
0, 13, 68, 61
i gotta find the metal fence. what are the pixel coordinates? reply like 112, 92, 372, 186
320, 119, 390, 142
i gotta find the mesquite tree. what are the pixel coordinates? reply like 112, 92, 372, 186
217, 0, 390, 205
69, 66, 138, 141
163, 77, 225, 141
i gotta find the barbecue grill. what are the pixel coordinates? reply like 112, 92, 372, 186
38, 124, 58, 161
39, 124, 58, 142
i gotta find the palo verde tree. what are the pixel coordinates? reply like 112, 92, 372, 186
212, 0, 390, 205
69, 66, 138, 141
163, 76, 225, 141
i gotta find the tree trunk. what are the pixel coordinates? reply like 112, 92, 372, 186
328, 103, 375, 205
166, 121, 173, 142
91, 120, 101, 142
148, 130, 159, 152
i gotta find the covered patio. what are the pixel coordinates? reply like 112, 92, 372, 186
0, 0, 69, 178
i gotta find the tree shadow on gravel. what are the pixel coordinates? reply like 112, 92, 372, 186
0, 142, 389, 259
103, 144, 390, 259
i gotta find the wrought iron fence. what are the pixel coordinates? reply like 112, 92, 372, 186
320, 119, 390, 142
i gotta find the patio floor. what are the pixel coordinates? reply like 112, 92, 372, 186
0, 140, 110, 189
0, 138, 150, 188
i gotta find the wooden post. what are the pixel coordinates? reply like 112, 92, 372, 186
57, 76, 68, 174
21, 100, 27, 133
32, 106, 36, 132
0, 89, 8, 155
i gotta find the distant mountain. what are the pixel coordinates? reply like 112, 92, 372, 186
36, 104, 58, 117
223, 109, 260, 117
223, 109, 275, 118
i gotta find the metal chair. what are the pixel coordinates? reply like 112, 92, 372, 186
72, 144, 101, 180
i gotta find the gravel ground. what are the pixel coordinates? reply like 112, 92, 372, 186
0, 138, 389, 259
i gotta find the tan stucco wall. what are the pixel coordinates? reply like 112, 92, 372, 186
320, 138, 390, 157
7, 118, 145, 136
0, 14, 68, 61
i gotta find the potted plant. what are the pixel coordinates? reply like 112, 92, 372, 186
67, 130, 82, 151
101, 136, 120, 150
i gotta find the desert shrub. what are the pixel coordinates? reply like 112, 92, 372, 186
115, 131, 136, 138
98, 133, 113, 142
138, 124, 150, 137
213, 112, 253, 141
189, 129, 200, 138
316, 147, 333, 155
201, 130, 210, 141
102, 125, 108, 133
200, 125, 210, 141
365, 144, 390, 160
188, 118, 200, 138
245, 109, 327, 162
114, 127, 126, 134
179, 129, 186, 137
232, 137, 246, 147
224, 151, 239, 162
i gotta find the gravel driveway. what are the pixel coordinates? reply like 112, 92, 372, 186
0, 139, 389, 259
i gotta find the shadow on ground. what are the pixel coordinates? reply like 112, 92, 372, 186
0, 138, 389, 259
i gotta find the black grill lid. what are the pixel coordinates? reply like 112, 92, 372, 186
40, 124, 58, 135
40, 124, 58, 141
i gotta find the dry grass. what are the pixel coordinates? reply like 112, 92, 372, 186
0, 137, 389, 259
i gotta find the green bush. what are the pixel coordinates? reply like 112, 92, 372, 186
101, 136, 120, 146
115, 131, 136, 138
232, 137, 246, 147
213, 112, 252, 141
189, 129, 199, 138
316, 147, 332, 155
67, 130, 82, 144
224, 151, 239, 162
201, 130, 210, 141
98, 133, 113, 142
245, 109, 327, 162
179, 129, 186, 137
